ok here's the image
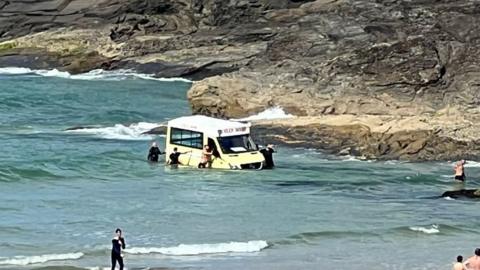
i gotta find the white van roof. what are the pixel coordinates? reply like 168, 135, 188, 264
168, 115, 251, 137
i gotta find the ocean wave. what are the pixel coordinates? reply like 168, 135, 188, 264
285, 230, 379, 243
124, 240, 269, 256
408, 225, 440, 234
232, 107, 295, 121
0, 67, 192, 82
0, 166, 62, 182
65, 122, 163, 140
0, 252, 83, 266
465, 161, 480, 167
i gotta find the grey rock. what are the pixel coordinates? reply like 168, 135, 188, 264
442, 189, 480, 199
3, 0, 480, 160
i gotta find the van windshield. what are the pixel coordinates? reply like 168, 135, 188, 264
217, 135, 257, 154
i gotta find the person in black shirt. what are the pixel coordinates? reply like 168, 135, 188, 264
260, 144, 276, 169
111, 228, 126, 270
168, 147, 191, 165
147, 142, 164, 162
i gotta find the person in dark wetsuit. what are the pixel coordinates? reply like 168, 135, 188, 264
111, 228, 126, 270
147, 142, 164, 162
260, 144, 276, 169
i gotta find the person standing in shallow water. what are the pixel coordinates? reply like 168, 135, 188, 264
454, 159, 466, 182
111, 228, 126, 270
198, 145, 213, 168
260, 144, 276, 169
454, 255, 465, 270
465, 248, 480, 270
168, 147, 191, 166
147, 142, 164, 162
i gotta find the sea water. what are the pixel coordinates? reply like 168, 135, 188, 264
1, 69, 480, 270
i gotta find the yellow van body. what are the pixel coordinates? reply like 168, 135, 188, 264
165, 116, 265, 169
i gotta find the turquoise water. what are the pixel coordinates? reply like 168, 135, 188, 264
1, 71, 480, 270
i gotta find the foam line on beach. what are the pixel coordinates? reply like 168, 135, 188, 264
65, 122, 163, 140
0, 252, 83, 266
0, 67, 192, 83
124, 240, 269, 256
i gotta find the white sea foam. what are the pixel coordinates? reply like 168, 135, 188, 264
409, 225, 440, 234
0, 67, 34, 74
446, 160, 480, 168
0, 252, 83, 266
444, 196, 456, 201
384, 160, 400, 165
65, 122, 163, 140
125, 240, 269, 256
232, 107, 295, 121
0, 67, 192, 82
341, 155, 364, 162
465, 161, 480, 167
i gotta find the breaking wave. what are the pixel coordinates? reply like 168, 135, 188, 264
408, 225, 440, 234
464, 161, 480, 167
124, 240, 269, 256
0, 252, 83, 266
0, 67, 192, 82
233, 107, 295, 121
65, 122, 163, 140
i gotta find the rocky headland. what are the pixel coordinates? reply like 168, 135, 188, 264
2, 0, 480, 160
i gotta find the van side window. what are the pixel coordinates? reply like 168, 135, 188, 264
170, 128, 203, 149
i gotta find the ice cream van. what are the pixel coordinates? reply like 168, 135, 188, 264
165, 115, 265, 169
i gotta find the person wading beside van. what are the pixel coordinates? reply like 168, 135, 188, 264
260, 144, 276, 169
147, 142, 164, 162
168, 147, 190, 166
198, 145, 213, 168
111, 228, 126, 270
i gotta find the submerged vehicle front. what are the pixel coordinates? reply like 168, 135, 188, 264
216, 133, 265, 170
165, 115, 265, 170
